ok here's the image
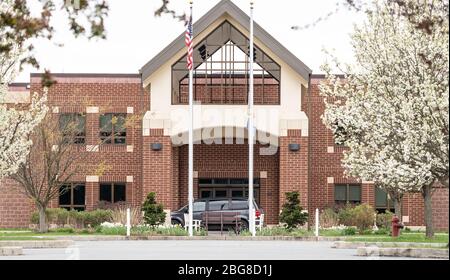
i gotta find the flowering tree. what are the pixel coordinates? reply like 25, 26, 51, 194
0, 41, 48, 178
320, 0, 449, 237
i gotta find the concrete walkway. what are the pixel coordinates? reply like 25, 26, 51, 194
0, 240, 431, 260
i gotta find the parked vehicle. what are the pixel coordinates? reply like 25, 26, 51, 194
171, 198, 263, 230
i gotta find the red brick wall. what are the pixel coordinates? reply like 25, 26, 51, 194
142, 130, 179, 209
0, 75, 150, 228
279, 130, 308, 211
0, 179, 33, 228
305, 76, 449, 230
177, 141, 280, 224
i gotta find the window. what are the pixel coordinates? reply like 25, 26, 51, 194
208, 200, 229, 211
214, 189, 228, 198
99, 114, 126, 144
200, 189, 213, 199
375, 187, 395, 212
231, 200, 248, 210
198, 178, 261, 204
99, 183, 126, 203
59, 113, 86, 144
334, 184, 361, 205
172, 21, 280, 105
193, 201, 206, 212
59, 183, 85, 211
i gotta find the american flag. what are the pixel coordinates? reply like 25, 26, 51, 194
185, 14, 193, 70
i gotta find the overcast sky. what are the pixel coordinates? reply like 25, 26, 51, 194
15, 0, 364, 82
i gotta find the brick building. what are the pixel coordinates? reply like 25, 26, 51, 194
1, 0, 448, 230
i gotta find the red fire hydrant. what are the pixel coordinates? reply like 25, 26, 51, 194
391, 215, 404, 237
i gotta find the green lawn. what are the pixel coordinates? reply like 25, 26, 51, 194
0, 227, 448, 244
344, 233, 449, 243
0, 236, 55, 241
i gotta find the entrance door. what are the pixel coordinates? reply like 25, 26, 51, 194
198, 178, 260, 204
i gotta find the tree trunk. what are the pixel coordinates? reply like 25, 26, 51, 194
422, 185, 434, 238
37, 204, 48, 233
393, 197, 402, 222
439, 176, 449, 189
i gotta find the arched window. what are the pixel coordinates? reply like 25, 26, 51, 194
172, 21, 280, 105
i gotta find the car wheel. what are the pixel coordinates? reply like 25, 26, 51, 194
237, 220, 249, 233
171, 219, 182, 226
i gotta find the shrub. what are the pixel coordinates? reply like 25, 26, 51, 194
342, 227, 357, 235
376, 211, 393, 229
279, 192, 308, 230
30, 208, 69, 226
374, 227, 389, 235
84, 210, 113, 227
109, 204, 142, 226
336, 204, 376, 233
352, 204, 376, 232
98, 226, 126, 235
319, 208, 340, 228
142, 192, 166, 227
49, 227, 75, 234
30, 212, 39, 224
337, 204, 355, 226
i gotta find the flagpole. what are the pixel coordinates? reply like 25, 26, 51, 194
248, 0, 256, 237
188, 0, 194, 237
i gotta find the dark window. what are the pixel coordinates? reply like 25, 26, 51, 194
231, 190, 244, 198
199, 179, 213, 184
231, 200, 248, 210
99, 114, 126, 144
99, 183, 126, 203
214, 190, 227, 198
59, 183, 85, 210
335, 184, 361, 205
200, 190, 212, 198
208, 200, 229, 211
59, 113, 86, 144
375, 187, 395, 211
214, 179, 229, 185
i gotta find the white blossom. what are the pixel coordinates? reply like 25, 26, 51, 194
319, 0, 449, 192
0, 40, 48, 178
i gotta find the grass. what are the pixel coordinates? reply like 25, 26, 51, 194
0, 236, 55, 241
344, 232, 449, 243
1, 225, 448, 243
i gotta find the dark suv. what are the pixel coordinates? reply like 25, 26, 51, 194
171, 198, 263, 230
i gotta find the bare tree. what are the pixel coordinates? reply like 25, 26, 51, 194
9, 104, 139, 232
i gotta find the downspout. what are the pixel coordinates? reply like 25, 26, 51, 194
307, 73, 312, 231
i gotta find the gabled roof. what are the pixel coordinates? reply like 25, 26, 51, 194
140, 0, 311, 81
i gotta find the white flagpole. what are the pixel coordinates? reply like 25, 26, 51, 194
188, 0, 194, 237
248, 0, 256, 237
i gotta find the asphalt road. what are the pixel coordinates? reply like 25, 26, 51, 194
0, 240, 426, 260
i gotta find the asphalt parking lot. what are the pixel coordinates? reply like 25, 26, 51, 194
0, 240, 427, 260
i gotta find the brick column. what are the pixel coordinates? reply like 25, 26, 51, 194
279, 130, 309, 214
142, 129, 176, 209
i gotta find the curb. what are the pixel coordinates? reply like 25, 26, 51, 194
0, 247, 22, 256
48, 235, 126, 241
32, 235, 344, 241
356, 246, 449, 259
0, 240, 74, 249
126, 236, 346, 241
332, 241, 448, 249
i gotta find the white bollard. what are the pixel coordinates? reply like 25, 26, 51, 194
315, 208, 319, 237
126, 208, 131, 237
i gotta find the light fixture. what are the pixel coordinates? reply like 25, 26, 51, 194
288, 143, 300, 152
151, 143, 163, 151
